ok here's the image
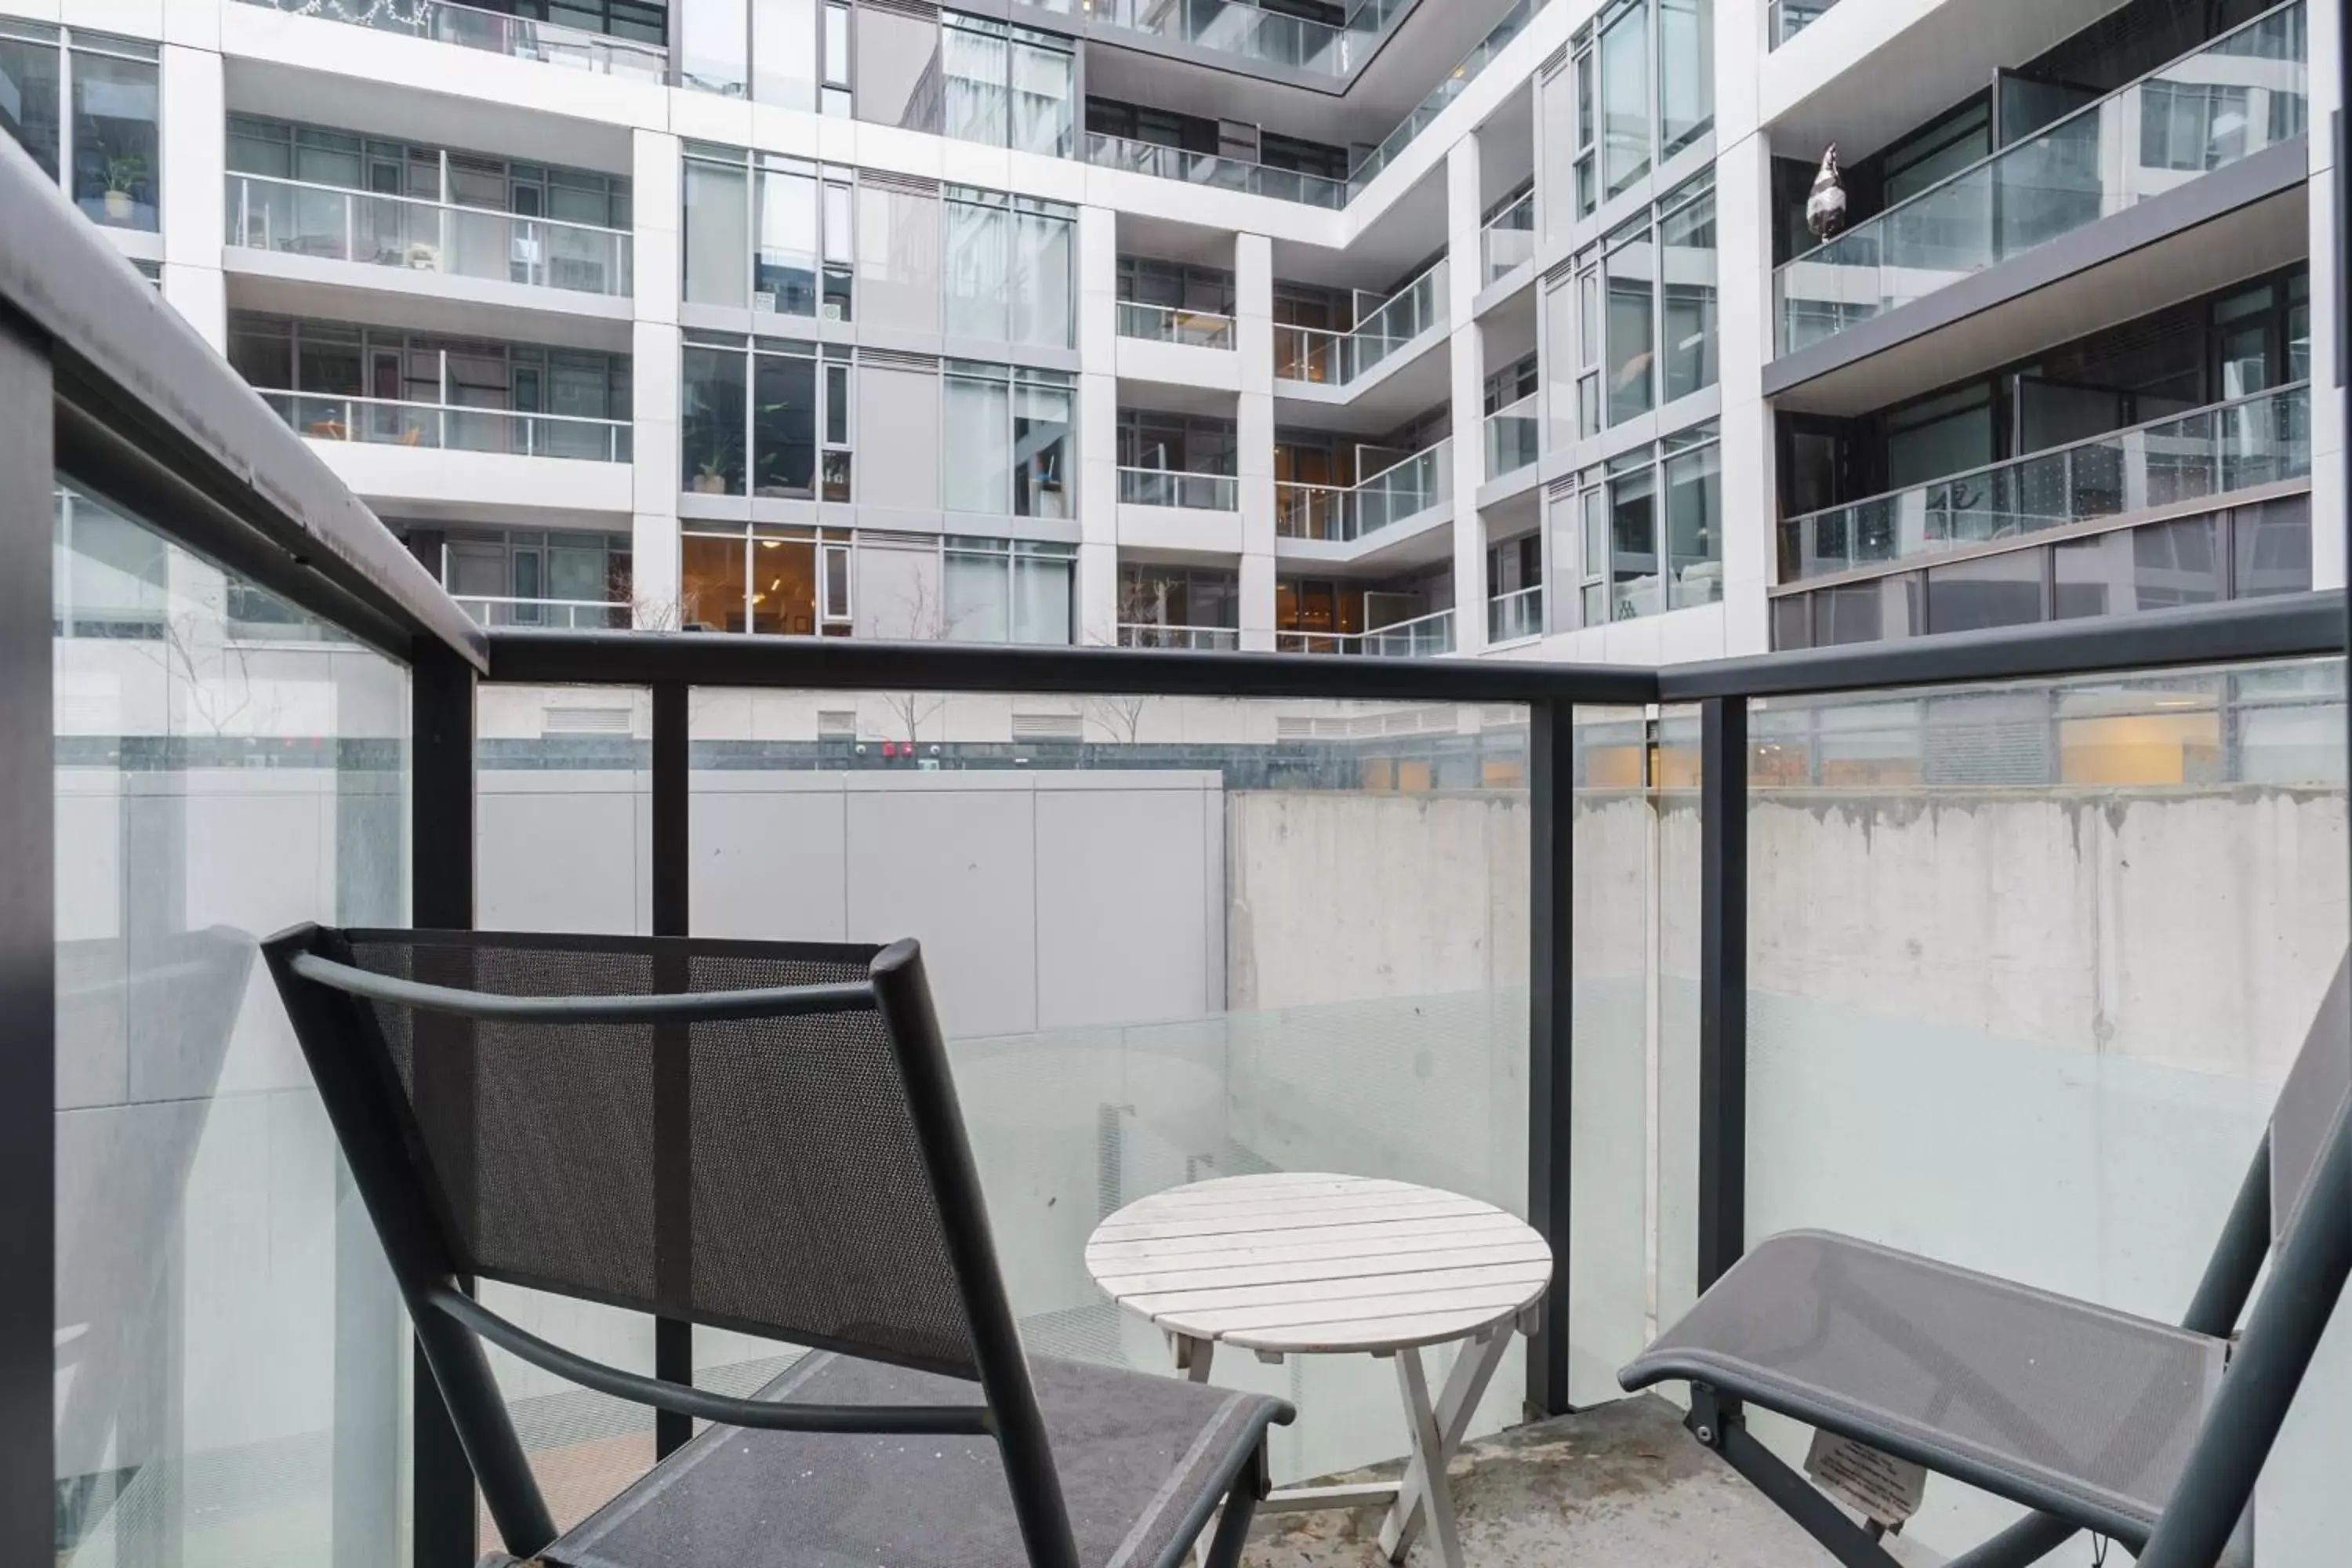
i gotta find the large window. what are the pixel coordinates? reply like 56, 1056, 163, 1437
681, 332, 854, 500
0, 22, 157, 233
1545, 169, 1715, 443
1567, 0, 1713, 217
944, 362, 1073, 517
943, 187, 1076, 348
943, 14, 1075, 156
943, 537, 1076, 643
1556, 419, 1721, 626
684, 145, 854, 320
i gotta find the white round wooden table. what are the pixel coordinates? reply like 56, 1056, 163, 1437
1084, 1172, 1552, 1568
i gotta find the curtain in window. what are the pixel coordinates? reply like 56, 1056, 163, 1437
684, 160, 750, 307
754, 165, 818, 314
944, 199, 1009, 340
1009, 208, 1073, 347
942, 21, 1009, 147
943, 548, 1011, 641
1008, 34, 1073, 157
1012, 548, 1073, 643
943, 376, 1012, 514
1013, 383, 1071, 517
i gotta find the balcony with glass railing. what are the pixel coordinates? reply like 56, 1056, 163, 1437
1775, 1, 2307, 355
260, 391, 633, 463
232, 0, 669, 79
34, 89, 2352, 1568
1273, 261, 1446, 387
1487, 583, 1544, 644
1479, 191, 1536, 285
454, 594, 633, 629
1347, 0, 1531, 196
1276, 604, 1456, 655
1276, 440, 1452, 544
1084, 132, 1348, 208
227, 172, 634, 298
1117, 466, 1241, 510
1116, 299, 1237, 350
1087, 0, 1392, 78
1769, 0, 1840, 47
1115, 621, 1242, 648
1483, 394, 1539, 481
1777, 383, 2310, 582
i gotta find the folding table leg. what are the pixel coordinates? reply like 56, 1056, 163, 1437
1377, 1327, 1512, 1565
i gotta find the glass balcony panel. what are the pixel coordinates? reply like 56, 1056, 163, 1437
233, 0, 669, 78
53, 484, 412, 1566
1742, 659, 2343, 1450
1116, 301, 1235, 349
1480, 194, 1536, 284
1276, 482, 1352, 540
226, 174, 631, 297
1487, 584, 1544, 643
1348, 0, 1531, 195
1780, 384, 2308, 586
1116, 467, 1238, 510
1775, 2, 2307, 353
1483, 395, 1540, 481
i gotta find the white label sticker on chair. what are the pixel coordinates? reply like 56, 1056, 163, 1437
1803, 1429, 1927, 1528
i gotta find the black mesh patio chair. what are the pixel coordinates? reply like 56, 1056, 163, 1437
263, 924, 1291, 1568
1622, 953, 2352, 1568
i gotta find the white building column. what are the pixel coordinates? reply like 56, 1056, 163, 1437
630, 128, 683, 626
1714, 127, 1774, 655
1236, 230, 1276, 652
2305, 0, 2343, 592
1076, 203, 1121, 644
1445, 136, 1487, 655
159, 42, 225, 348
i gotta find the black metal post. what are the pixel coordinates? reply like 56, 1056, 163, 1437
1525, 699, 1575, 1417
1696, 698, 1748, 1293
650, 681, 692, 1458
0, 314, 56, 1568
409, 643, 480, 1568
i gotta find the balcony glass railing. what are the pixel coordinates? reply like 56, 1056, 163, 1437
1090, 0, 1345, 75
260, 391, 634, 463
1480, 191, 1536, 284
1776, 1, 2307, 354
1273, 260, 1446, 386
232, 0, 668, 79
1117, 466, 1240, 510
227, 173, 634, 297
1116, 300, 1237, 349
1769, 0, 1840, 47
1115, 622, 1242, 648
1276, 605, 1457, 656
1778, 382, 2310, 581
1488, 583, 1544, 643
453, 594, 633, 629
1084, 131, 1348, 209
1348, 0, 1532, 195
1483, 394, 1540, 480
1277, 442, 1452, 543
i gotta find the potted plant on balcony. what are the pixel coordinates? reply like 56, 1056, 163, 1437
100, 156, 145, 223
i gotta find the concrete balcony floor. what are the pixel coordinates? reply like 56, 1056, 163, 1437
1242, 1394, 1929, 1568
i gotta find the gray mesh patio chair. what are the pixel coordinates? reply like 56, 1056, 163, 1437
1621, 953, 2352, 1568
263, 924, 1292, 1568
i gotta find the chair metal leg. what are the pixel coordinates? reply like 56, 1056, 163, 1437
1709, 1419, 1905, 1568
1200, 1468, 1263, 1568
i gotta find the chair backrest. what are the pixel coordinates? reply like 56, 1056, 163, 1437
301, 926, 985, 1378
2269, 949, 2351, 1247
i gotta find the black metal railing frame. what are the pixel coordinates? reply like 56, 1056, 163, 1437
4, 83, 2352, 1568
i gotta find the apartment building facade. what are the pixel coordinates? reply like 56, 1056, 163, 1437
3, 0, 2335, 663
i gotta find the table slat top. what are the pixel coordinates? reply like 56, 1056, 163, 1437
1085, 1174, 1552, 1353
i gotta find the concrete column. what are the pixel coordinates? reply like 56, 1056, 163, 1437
1715, 127, 1773, 655
1445, 136, 1488, 655
1077, 204, 1121, 644
630, 129, 682, 628
1236, 230, 1276, 651
159, 43, 224, 347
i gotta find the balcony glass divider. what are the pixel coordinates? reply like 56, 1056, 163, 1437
1489, 583, 1545, 644
1481, 191, 1537, 283
1484, 394, 1541, 481
1775, 0, 2307, 353
1274, 260, 1447, 387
